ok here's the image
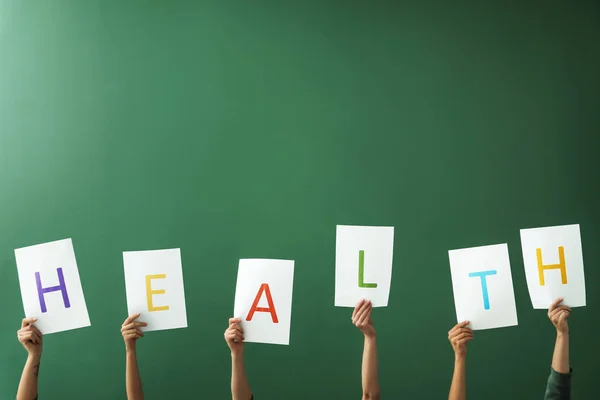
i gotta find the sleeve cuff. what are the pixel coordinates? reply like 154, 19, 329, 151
550, 366, 572, 387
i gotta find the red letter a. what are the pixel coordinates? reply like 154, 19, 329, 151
246, 283, 279, 323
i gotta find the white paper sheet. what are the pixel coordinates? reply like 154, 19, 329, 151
14, 239, 91, 335
520, 224, 586, 309
335, 225, 394, 307
449, 244, 518, 330
123, 248, 188, 332
233, 259, 294, 345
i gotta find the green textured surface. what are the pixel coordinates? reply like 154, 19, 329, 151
1, 1, 599, 399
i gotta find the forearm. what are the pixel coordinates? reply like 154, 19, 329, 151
361, 335, 380, 400
231, 353, 252, 400
16, 354, 40, 400
448, 357, 466, 400
551, 333, 569, 374
126, 349, 144, 400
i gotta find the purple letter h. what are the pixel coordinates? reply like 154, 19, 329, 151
35, 267, 71, 313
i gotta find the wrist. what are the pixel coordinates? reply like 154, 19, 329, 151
557, 331, 569, 339
126, 344, 137, 354
454, 354, 466, 362
364, 332, 377, 341
363, 326, 376, 338
27, 353, 41, 363
231, 350, 244, 360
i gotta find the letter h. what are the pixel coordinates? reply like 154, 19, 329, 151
35, 267, 71, 313
537, 247, 567, 286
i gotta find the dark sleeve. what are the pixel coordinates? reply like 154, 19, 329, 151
544, 367, 572, 400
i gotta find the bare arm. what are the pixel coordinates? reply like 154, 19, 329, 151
353, 299, 380, 400
448, 356, 466, 400
121, 313, 147, 400
16, 318, 42, 400
231, 352, 252, 400
548, 299, 570, 374
361, 335, 380, 400
17, 354, 40, 400
552, 333, 569, 374
226, 318, 252, 400
448, 321, 472, 400
126, 348, 144, 400
544, 298, 572, 400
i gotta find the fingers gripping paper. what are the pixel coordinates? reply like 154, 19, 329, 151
123, 248, 188, 332
14, 239, 91, 335
449, 244, 518, 330
233, 259, 295, 345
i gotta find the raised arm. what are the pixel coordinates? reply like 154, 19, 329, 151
448, 321, 473, 400
225, 318, 252, 400
16, 318, 43, 400
121, 313, 147, 400
352, 299, 380, 400
545, 298, 571, 400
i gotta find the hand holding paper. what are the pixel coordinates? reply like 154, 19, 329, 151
547, 298, 570, 335
352, 299, 375, 338
224, 318, 245, 355
17, 318, 43, 358
448, 321, 473, 360
121, 314, 147, 351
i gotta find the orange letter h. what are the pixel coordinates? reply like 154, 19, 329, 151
536, 246, 567, 286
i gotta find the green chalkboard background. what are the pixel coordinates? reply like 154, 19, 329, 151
1, 1, 599, 399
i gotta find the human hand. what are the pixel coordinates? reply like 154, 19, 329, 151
17, 318, 43, 358
121, 313, 147, 351
352, 299, 376, 338
224, 318, 245, 355
448, 321, 473, 360
548, 298, 570, 335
